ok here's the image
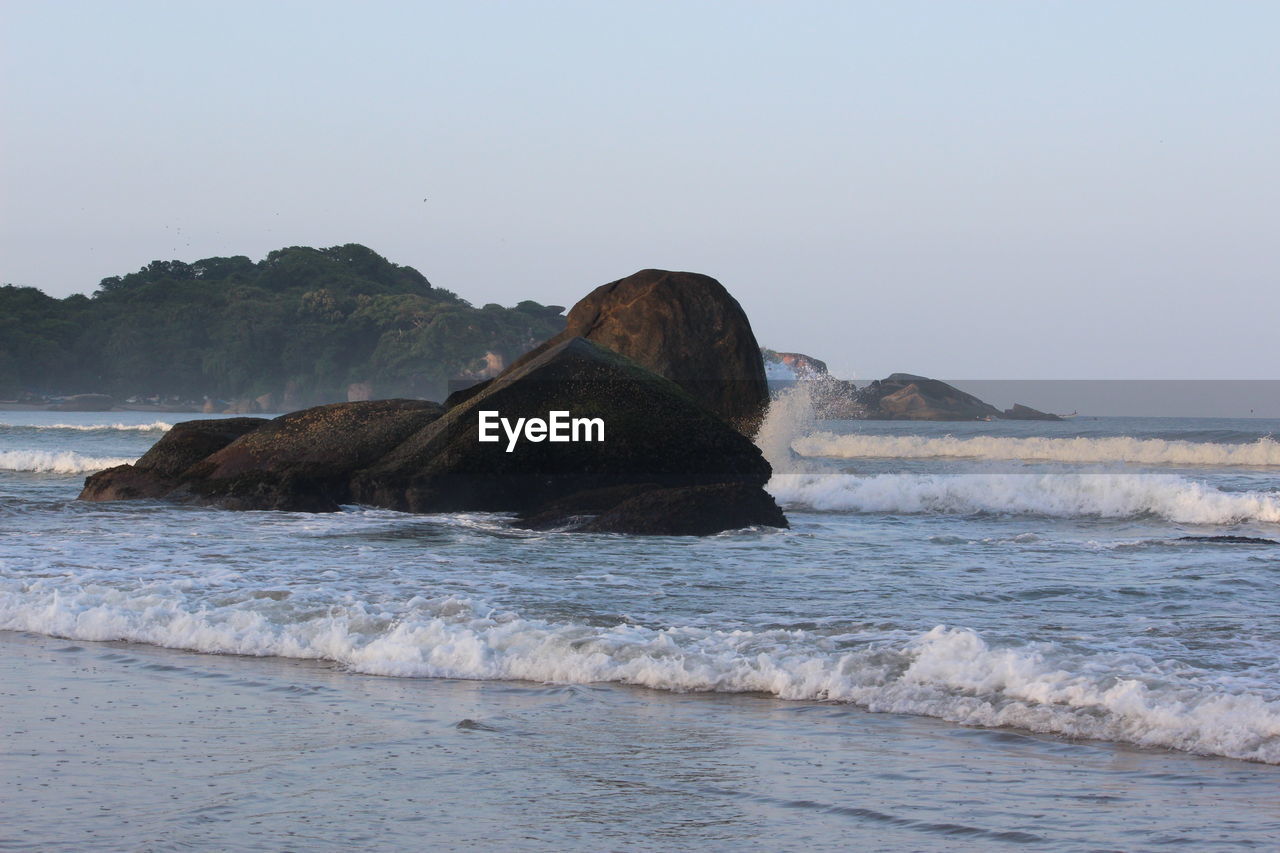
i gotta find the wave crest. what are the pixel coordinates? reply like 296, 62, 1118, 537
767, 472, 1280, 524
0, 450, 136, 474
1, 585, 1275, 763
1, 421, 172, 433
795, 433, 1280, 467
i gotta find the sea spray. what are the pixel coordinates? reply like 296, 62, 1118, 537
754, 382, 820, 474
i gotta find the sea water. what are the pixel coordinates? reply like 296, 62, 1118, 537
2, 400, 1278, 850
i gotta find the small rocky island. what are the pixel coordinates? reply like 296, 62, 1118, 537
763, 352, 1062, 421
80, 270, 788, 536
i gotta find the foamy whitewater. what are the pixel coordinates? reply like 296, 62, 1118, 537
795, 431, 1280, 467
3, 401, 1280, 831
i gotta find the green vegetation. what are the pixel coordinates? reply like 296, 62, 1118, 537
0, 244, 566, 405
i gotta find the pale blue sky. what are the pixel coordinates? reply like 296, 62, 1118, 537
3, 1, 1276, 379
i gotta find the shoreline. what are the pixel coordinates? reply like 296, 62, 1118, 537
4, 629, 1278, 850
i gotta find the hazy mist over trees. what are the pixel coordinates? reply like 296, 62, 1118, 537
0, 244, 566, 404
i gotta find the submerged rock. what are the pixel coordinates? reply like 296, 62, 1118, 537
506, 269, 770, 434
350, 337, 782, 532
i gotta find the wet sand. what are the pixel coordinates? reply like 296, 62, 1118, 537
3, 631, 1278, 851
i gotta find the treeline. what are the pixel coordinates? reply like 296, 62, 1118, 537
0, 244, 566, 404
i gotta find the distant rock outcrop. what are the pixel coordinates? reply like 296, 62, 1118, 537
1000, 403, 1062, 421
762, 349, 828, 379
48, 394, 113, 412
785, 372, 1064, 421
507, 270, 769, 434
857, 374, 1001, 421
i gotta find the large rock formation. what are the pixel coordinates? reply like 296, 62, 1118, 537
350, 337, 781, 532
499, 270, 769, 434
80, 344, 785, 535
78, 268, 790, 535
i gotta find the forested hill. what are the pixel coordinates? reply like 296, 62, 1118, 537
0, 244, 567, 406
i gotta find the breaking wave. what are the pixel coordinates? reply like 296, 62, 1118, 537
1, 585, 1275, 764
795, 433, 1280, 468
767, 472, 1280, 524
0, 421, 172, 433
0, 450, 136, 474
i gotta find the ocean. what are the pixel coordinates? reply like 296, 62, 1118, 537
3, 395, 1279, 850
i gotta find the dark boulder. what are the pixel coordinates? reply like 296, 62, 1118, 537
516, 483, 665, 530
80, 417, 267, 502
136, 418, 269, 477
79, 401, 442, 511
1177, 535, 1278, 545
350, 337, 783, 533
174, 399, 444, 511
79, 463, 180, 502
505, 269, 769, 434
584, 483, 788, 535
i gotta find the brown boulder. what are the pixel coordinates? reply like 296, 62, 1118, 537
176, 399, 444, 511
80, 417, 267, 502
507, 269, 769, 434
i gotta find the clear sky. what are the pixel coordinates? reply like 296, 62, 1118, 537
3, 1, 1276, 380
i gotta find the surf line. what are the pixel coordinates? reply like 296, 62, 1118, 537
478, 410, 604, 452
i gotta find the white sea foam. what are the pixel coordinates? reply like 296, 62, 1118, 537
754, 383, 820, 474
795, 432, 1280, 467
767, 472, 1280, 524
0, 450, 136, 474
1, 585, 1275, 763
0, 421, 173, 433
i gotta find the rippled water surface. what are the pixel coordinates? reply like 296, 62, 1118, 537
3, 406, 1279, 850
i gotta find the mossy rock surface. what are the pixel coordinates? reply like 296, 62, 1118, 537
79, 417, 267, 502
180, 399, 444, 511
